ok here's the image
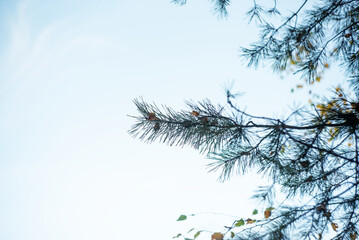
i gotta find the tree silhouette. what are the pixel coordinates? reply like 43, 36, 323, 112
130, 0, 359, 239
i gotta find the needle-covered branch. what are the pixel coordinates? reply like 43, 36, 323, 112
130, 0, 359, 239
129, 92, 359, 239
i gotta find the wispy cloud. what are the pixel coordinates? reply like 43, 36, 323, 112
4, 0, 126, 85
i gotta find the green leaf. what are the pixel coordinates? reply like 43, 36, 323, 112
231, 231, 235, 238
173, 233, 182, 238
194, 231, 201, 239
235, 219, 245, 227
252, 209, 258, 215
187, 228, 194, 233
177, 215, 187, 221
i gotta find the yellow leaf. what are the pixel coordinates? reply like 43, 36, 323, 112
147, 113, 158, 121
211, 232, 224, 240
264, 209, 271, 219
290, 59, 296, 65
190, 111, 200, 117
246, 218, 256, 224
296, 84, 303, 89
324, 63, 329, 68
331, 222, 338, 231
315, 76, 321, 82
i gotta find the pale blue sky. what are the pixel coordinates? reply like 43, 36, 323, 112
0, 1, 344, 239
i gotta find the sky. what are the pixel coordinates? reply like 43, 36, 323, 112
0, 1, 345, 240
